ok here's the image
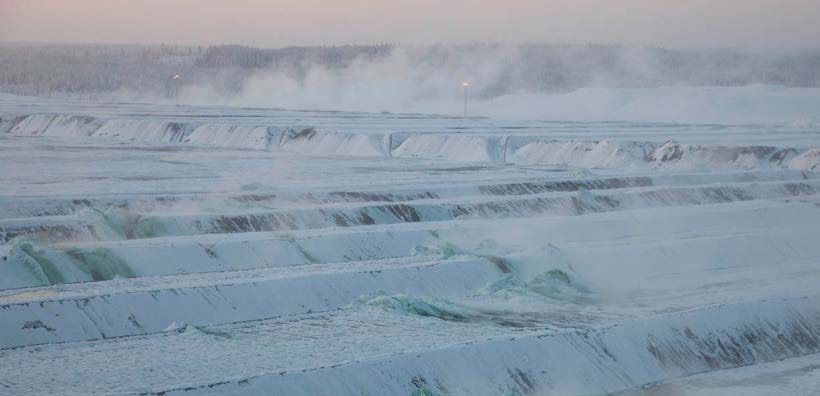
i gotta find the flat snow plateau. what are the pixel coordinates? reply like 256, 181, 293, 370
1, 95, 820, 395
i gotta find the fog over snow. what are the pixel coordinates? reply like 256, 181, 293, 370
1, 43, 819, 123
2, 0, 819, 123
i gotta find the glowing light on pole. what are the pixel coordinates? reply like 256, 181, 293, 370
171, 74, 181, 105
462, 82, 469, 117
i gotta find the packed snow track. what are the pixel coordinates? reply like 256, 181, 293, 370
1, 96, 820, 395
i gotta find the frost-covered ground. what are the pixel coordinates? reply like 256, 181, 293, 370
1, 94, 820, 395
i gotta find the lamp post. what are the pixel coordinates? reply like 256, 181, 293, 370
171, 74, 181, 106
462, 82, 469, 117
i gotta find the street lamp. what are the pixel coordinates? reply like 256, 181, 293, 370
171, 74, 182, 106
462, 82, 469, 117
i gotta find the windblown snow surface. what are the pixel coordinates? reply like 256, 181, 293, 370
1, 94, 820, 395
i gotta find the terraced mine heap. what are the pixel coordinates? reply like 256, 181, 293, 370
1, 95, 820, 395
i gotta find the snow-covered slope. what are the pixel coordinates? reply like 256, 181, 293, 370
3, 93, 819, 169
391, 133, 507, 162
791, 148, 820, 172
1, 96, 820, 395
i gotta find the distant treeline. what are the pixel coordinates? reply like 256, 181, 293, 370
1, 42, 818, 98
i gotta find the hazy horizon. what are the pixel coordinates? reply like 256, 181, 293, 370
2, 0, 820, 49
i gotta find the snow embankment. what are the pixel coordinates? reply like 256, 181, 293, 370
5, 114, 820, 170
5, 114, 388, 157
507, 138, 812, 171
790, 149, 820, 172
0, 113, 20, 133
185, 124, 280, 150
507, 139, 649, 169
278, 127, 388, 157
8, 114, 102, 138
0, 256, 499, 348
93, 119, 195, 144
172, 294, 820, 395
391, 133, 506, 162
0, 229, 436, 290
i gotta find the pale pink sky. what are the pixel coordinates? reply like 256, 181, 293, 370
1, 0, 819, 48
